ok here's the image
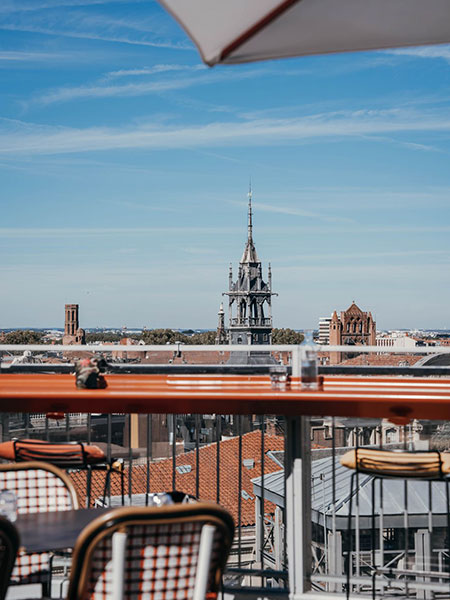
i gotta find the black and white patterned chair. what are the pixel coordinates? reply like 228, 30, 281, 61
0, 461, 79, 595
67, 503, 234, 600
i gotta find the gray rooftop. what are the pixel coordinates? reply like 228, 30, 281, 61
252, 455, 450, 530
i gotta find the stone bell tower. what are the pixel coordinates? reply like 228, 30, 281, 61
224, 185, 276, 346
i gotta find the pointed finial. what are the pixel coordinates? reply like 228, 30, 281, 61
219, 302, 224, 314
247, 179, 253, 241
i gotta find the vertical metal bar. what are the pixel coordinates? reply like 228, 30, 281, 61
172, 414, 176, 491
260, 414, 265, 572
128, 413, 132, 504
107, 414, 112, 462
105, 413, 112, 505
331, 417, 337, 559
283, 416, 288, 575
404, 478, 410, 598
45, 415, 49, 441
379, 477, 384, 580
195, 414, 200, 499
238, 415, 242, 569
286, 416, 311, 597
65, 413, 70, 442
355, 427, 361, 589
371, 477, 376, 600
145, 414, 151, 505
216, 415, 221, 504
24, 413, 30, 437
87, 413, 91, 445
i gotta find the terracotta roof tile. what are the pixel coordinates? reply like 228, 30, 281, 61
70, 430, 284, 526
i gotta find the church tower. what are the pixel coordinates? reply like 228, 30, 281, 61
225, 186, 276, 345
63, 303, 85, 345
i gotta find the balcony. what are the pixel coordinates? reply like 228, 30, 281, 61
229, 318, 272, 328
1, 343, 450, 599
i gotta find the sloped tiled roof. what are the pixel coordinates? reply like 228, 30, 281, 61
70, 430, 284, 526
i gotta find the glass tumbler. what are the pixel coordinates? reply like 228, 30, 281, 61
0, 490, 17, 522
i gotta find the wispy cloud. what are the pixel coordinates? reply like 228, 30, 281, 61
0, 4, 190, 50
230, 200, 355, 224
0, 1, 146, 13
387, 44, 450, 62
0, 50, 63, 61
285, 249, 450, 262
30, 66, 272, 106
2, 107, 450, 156
0, 22, 189, 49
103, 64, 205, 80
0, 227, 240, 239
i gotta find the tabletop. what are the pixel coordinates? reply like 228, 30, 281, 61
1, 373, 450, 420
15, 508, 113, 553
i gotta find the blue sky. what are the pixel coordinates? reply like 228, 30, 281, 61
1, 0, 450, 330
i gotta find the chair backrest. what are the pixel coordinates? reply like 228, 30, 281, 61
67, 503, 235, 600
0, 462, 79, 514
12, 439, 98, 468
0, 517, 20, 600
341, 448, 450, 478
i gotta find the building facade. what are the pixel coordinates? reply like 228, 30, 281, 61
223, 188, 276, 345
318, 316, 332, 345
328, 302, 376, 364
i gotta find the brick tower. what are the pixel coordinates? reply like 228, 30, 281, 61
63, 304, 86, 345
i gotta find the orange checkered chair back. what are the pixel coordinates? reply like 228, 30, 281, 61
68, 504, 234, 600
0, 462, 78, 587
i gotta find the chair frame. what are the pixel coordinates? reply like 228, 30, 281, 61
343, 448, 450, 600
0, 460, 79, 509
67, 503, 235, 600
0, 516, 20, 600
0, 461, 79, 596
12, 438, 124, 506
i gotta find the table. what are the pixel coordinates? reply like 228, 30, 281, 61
1, 373, 450, 420
15, 508, 113, 553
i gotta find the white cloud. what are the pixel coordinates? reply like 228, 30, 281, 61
253, 201, 355, 224
0, 0, 146, 13
30, 66, 271, 105
387, 44, 450, 62
2, 107, 450, 156
0, 22, 188, 49
104, 64, 205, 80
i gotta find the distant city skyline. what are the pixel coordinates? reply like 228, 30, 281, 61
1, 1, 450, 329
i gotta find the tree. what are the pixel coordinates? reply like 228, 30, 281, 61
187, 331, 216, 344
141, 329, 190, 345
4, 330, 44, 344
272, 328, 304, 344
85, 332, 123, 343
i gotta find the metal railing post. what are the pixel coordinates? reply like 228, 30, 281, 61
286, 415, 311, 599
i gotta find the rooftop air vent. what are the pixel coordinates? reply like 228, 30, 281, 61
243, 458, 255, 469
241, 490, 254, 500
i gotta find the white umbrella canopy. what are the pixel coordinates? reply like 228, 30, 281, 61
158, 0, 450, 66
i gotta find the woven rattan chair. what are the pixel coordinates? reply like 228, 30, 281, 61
341, 448, 450, 600
67, 503, 235, 600
0, 516, 20, 600
0, 461, 79, 596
